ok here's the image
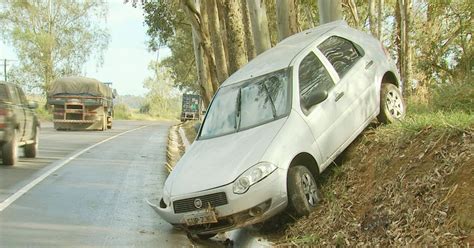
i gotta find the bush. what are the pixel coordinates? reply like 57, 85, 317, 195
431, 79, 474, 113
113, 103, 132, 120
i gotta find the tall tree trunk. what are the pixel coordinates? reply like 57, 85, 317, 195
395, 0, 401, 74
183, 0, 214, 105
347, 0, 360, 28
377, 0, 384, 40
199, 1, 219, 93
191, 28, 211, 107
247, 0, 271, 55
276, 0, 298, 41
404, 0, 411, 94
369, 0, 377, 36
216, 0, 230, 70
206, 0, 229, 85
318, 0, 342, 24
240, 0, 256, 60
224, 0, 248, 74
397, 0, 409, 93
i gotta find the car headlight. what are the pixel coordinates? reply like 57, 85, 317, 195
233, 162, 277, 194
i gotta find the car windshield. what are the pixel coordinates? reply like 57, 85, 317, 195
200, 69, 290, 139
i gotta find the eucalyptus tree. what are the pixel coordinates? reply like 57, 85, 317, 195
0, 0, 109, 92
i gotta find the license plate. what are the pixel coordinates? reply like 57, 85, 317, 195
184, 211, 218, 226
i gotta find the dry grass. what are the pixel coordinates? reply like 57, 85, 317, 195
277, 125, 473, 246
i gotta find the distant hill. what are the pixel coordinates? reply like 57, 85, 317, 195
115, 95, 145, 110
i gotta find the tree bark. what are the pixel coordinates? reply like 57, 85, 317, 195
369, 0, 377, 36
199, 1, 219, 93
276, 0, 298, 41
216, 0, 230, 70
347, 0, 360, 28
206, 0, 229, 85
247, 0, 271, 55
318, 0, 342, 24
191, 28, 211, 107
224, 0, 248, 74
377, 0, 384, 40
240, 0, 256, 60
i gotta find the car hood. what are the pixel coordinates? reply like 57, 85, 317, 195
166, 118, 287, 196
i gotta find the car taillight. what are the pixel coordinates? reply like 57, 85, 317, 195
0, 108, 10, 128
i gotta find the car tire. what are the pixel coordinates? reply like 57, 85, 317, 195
378, 83, 405, 124
24, 126, 39, 158
2, 129, 18, 165
287, 165, 321, 217
196, 233, 217, 240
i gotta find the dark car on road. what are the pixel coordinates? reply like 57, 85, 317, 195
0, 81, 40, 165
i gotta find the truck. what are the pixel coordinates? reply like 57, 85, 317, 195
0, 81, 40, 165
47, 76, 114, 131
180, 94, 202, 122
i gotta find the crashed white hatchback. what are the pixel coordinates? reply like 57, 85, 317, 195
151, 21, 405, 239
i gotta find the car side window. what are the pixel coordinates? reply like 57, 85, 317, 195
15, 86, 28, 105
298, 52, 335, 110
7, 85, 21, 104
318, 36, 362, 78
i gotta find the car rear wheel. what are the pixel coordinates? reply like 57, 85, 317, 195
2, 129, 18, 165
24, 126, 39, 158
287, 165, 321, 217
378, 83, 405, 124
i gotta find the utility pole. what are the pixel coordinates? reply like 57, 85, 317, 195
0, 59, 17, 82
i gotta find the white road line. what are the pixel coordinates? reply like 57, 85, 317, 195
0, 125, 149, 212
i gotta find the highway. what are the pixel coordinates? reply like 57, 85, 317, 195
0, 120, 269, 247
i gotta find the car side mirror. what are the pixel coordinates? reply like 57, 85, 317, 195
28, 101, 38, 109
307, 90, 328, 106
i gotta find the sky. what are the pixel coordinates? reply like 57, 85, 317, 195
0, 0, 170, 96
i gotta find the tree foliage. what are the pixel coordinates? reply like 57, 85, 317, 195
142, 0, 471, 107
0, 0, 110, 93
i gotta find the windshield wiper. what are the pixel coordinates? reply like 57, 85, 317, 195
235, 88, 242, 130
263, 83, 277, 119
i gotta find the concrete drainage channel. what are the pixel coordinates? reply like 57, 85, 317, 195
165, 123, 273, 247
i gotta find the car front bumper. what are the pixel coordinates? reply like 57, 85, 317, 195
150, 168, 288, 234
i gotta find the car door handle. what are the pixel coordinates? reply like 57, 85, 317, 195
335, 92, 344, 102
365, 60, 374, 69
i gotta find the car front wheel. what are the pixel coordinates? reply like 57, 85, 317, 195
287, 165, 321, 217
378, 83, 406, 124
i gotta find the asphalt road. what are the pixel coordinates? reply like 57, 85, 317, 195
0, 120, 270, 247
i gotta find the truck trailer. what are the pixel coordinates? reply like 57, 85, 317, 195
47, 76, 114, 131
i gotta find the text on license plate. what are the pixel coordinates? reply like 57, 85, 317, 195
184, 211, 218, 226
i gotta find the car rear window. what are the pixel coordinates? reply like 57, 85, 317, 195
318, 36, 362, 78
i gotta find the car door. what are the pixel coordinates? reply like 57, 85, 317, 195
317, 36, 373, 137
7, 85, 26, 141
16, 86, 34, 140
296, 49, 343, 165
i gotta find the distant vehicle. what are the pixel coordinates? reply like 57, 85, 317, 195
151, 21, 405, 239
0, 81, 40, 165
47, 76, 115, 131
180, 94, 202, 122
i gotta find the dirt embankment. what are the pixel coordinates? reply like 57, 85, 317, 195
278, 127, 473, 246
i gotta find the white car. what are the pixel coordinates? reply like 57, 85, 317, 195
151, 21, 405, 239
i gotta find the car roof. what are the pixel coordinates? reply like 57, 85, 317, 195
221, 21, 349, 87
